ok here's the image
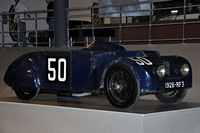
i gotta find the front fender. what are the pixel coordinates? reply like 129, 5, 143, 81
4, 52, 41, 88
99, 58, 156, 93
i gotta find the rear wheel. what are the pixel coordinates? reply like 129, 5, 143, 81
155, 89, 188, 104
104, 64, 140, 109
13, 87, 40, 101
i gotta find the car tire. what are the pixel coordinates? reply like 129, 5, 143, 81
104, 64, 140, 109
13, 87, 40, 101
155, 89, 188, 104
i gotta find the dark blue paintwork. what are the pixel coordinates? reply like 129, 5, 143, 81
4, 40, 192, 107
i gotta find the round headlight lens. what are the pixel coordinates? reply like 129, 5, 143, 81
157, 65, 166, 78
180, 64, 189, 76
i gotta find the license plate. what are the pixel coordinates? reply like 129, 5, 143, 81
165, 81, 184, 89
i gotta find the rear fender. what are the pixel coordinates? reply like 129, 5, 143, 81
4, 53, 41, 88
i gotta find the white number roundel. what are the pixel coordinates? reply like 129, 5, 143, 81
48, 58, 67, 82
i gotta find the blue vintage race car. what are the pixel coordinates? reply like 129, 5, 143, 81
4, 39, 192, 109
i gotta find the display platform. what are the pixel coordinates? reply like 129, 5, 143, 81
1, 95, 200, 133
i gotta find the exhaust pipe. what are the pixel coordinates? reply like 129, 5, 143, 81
72, 92, 91, 97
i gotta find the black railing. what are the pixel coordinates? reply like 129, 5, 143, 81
0, 0, 200, 47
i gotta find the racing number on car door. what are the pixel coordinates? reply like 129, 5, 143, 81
47, 57, 68, 83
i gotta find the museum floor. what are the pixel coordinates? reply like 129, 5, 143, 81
1, 93, 200, 133
1, 94, 200, 114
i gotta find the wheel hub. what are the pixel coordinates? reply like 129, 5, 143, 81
114, 80, 127, 93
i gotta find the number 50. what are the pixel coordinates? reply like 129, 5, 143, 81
48, 58, 67, 82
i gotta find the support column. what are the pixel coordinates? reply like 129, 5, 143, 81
54, 0, 68, 47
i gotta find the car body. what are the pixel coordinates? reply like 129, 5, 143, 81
4, 40, 192, 109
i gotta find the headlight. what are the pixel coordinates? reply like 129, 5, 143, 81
180, 64, 189, 76
157, 65, 166, 78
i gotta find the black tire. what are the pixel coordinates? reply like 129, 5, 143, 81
155, 89, 188, 104
104, 64, 140, 109
13, 87, 40, 101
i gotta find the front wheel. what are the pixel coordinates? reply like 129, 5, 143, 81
104, 64, 140, 109
155, 89, 188, 104
13, 87, 40, 101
